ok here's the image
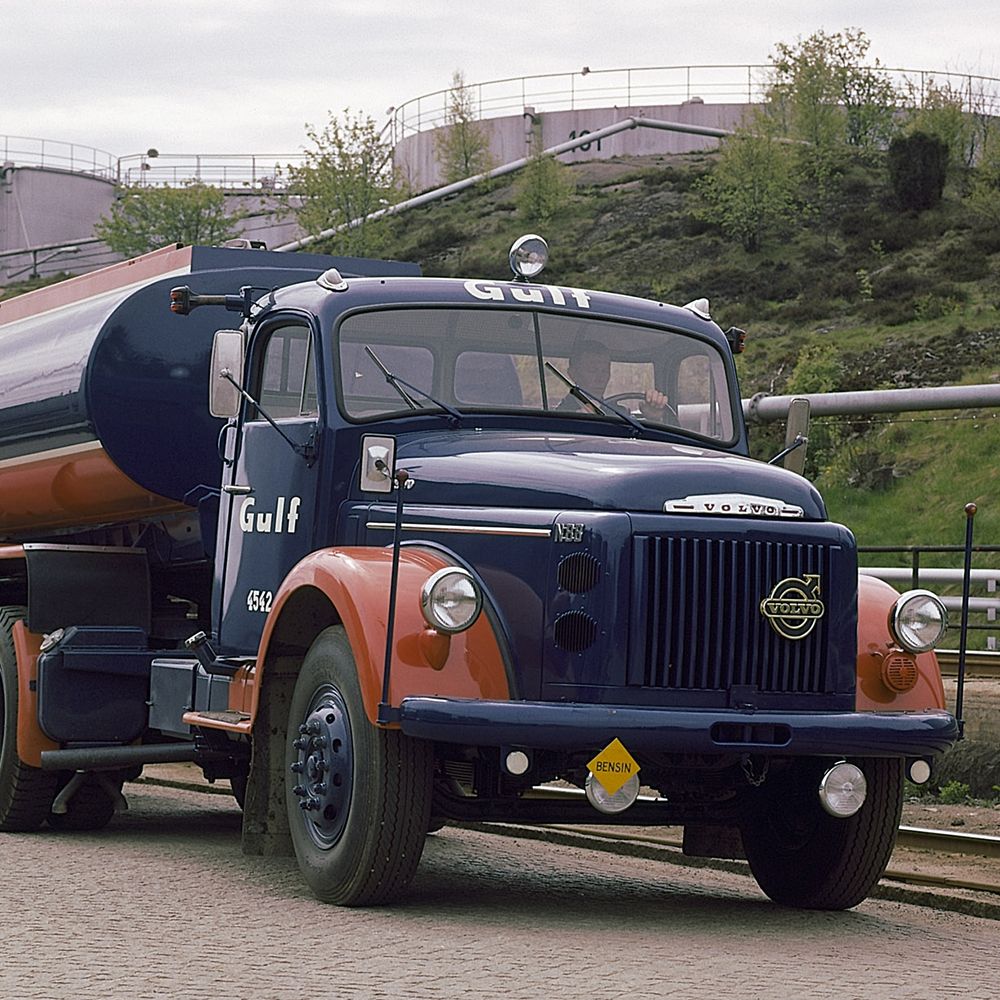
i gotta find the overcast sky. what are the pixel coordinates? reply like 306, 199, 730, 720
2, 0, 998, 157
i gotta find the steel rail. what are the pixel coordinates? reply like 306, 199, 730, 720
936, 649, 1000, 678
502, 821, 1000, 897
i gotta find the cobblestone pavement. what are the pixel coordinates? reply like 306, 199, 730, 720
1, 784, 997, 1000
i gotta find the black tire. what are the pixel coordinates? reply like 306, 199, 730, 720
0, 606, 58, 831
286, 626, 433, 905
740, 756, 903, 910
46, 773, 122, 831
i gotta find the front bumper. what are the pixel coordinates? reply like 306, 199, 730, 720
398, 697, 959, 758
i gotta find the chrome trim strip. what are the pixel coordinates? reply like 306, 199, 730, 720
0, 440, 103, 471
366, 521, 551, 537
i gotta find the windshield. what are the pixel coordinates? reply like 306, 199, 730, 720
337, 307, 736, 442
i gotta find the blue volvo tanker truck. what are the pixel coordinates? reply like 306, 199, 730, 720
0, 238, 958, 908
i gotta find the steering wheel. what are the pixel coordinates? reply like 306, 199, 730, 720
604, 391, 677, 420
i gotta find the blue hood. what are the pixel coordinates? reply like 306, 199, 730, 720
395, 430, 826, 518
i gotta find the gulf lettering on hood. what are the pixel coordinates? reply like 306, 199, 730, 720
239, 496, 301, 534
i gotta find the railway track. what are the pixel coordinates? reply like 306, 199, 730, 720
477, 821, 1000, 905
936, 649, 1000, 678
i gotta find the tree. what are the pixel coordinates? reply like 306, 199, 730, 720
290, 109, 400, 256
766, 29, 899, 223
967, 125, 1000, 226
514, 118, 574, 223
695, 123, 796, 252
94, 182, 240, 258
435, 70, 494, 184
768, 28, 898, 156
904, 78, 993, 185
887, 132, 949, 211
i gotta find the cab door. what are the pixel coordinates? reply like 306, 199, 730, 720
215, 319, 322, 654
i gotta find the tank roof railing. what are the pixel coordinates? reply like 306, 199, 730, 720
386, 63, 1000, 143
1, 134, 118, 181
114, 152, 309, 191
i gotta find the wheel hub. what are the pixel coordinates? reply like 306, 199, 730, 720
289, 685, 353, 848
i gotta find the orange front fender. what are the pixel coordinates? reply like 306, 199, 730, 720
856, 573, 946, 711
252, 546, 511, 726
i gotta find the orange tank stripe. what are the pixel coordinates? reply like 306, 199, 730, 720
0, 443, 185, 535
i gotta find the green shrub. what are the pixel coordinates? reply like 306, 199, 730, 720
887, 132, 949, 211
937, 779, 971, 804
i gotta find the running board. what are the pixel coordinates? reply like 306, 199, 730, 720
182, 709, 252, 735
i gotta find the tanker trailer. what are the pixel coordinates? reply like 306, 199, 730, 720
0, 243, 418, 829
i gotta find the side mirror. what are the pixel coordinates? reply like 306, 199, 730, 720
209, 330, 244, 418
783, 397, 810, 476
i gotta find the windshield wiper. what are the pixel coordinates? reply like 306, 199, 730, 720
365, 346, 463, 425
544, 362, 644, 437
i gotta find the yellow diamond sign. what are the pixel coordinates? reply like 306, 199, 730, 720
587, 738, 640, 795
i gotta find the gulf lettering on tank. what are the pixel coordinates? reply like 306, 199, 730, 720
239, 496, 301, 534
463, 280, 591, 309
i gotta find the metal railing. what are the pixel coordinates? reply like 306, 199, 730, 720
860, 546, 1000, 650
115, 153, 308, 190
387, 64, 1000, 143
0, 134, 117, 180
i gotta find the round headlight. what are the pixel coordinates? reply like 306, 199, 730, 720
420, 567, 483, 634
508, 234, 548, 279
888, 589, 948, 653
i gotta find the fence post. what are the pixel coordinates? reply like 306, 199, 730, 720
911, 549, 920, 591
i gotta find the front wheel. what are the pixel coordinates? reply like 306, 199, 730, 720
285, 626, 433, 905
740, 756, 903, 910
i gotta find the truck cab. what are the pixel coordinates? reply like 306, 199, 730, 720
0, 239, 957, 909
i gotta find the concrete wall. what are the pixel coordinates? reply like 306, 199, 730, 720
394, 101, 752, 192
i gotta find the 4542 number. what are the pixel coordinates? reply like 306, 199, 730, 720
247, 589, 274, 613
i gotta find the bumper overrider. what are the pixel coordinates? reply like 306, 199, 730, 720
398, 697, 959, 758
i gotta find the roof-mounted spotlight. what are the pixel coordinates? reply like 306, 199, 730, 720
509, 234, 548, 281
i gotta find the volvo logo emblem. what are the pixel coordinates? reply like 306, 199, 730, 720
760, 574, 825, 640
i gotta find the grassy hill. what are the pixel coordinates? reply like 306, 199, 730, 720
375, 152, 1000, 564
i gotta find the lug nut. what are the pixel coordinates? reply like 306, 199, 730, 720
292, 737, 307, 751
290, 761, 304, 774
311, 736, 326, 749
292, 784, 306, 797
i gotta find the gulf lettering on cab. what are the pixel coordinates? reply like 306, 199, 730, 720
463, 280, 591, 309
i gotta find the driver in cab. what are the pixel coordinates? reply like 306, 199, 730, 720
557, 340, 670, 421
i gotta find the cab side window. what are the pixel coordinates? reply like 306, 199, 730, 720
256, 324, 317, 419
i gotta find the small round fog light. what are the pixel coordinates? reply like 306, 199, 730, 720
908, 758, 932, 785
420, 567, 482, 634
818, 761, 867, 818
585, 772, 640, 815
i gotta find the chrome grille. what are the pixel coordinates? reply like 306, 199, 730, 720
630, 535, 833, 696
